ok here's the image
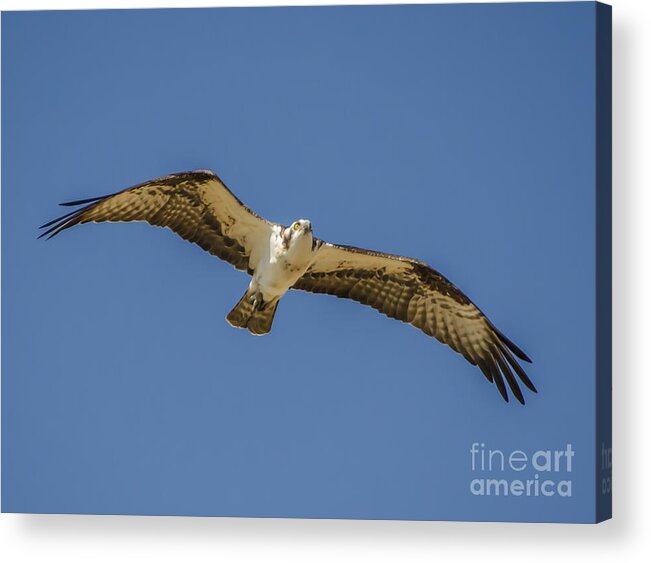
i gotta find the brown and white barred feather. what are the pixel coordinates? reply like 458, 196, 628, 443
292, 242, 536, 404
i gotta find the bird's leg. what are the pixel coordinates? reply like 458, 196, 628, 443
248, 290, 266, 311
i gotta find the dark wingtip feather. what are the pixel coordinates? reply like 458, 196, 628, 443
494, 349, 525, 405
38, 222, 67, 239
503, 335, 532, 363
513, 347, 532, 364
477, 361, 494, 384
59, 194, 109, 207
498, 342, 538, 394
490, 324, 532, 363
37, 210, 82, 239
38, 223, 59, 239
39, 208, 80, 229
475, 354, 511, 403
40, 193, 108, 239
491, 364, 509, 403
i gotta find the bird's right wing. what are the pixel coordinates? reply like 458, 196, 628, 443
293, 242, 536, 404
39, 170, 274, 273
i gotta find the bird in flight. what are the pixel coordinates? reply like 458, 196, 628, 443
40, 170, 536, 404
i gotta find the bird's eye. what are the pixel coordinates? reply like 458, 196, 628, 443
293, 223, 301, 231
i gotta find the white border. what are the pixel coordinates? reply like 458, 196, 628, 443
0, 0, 620, 10
2, 1, 650, 562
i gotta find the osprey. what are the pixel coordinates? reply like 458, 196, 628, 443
40, 170, 536, 404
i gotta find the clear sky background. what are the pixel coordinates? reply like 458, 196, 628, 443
3, 3, 598, 522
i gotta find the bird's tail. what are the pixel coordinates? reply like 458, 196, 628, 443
226, 289, 279, 336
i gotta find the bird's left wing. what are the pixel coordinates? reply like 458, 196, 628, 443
39, 170, 273, 273
292, 241, 536, 404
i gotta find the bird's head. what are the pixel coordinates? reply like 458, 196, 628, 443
284, 219, 313, 247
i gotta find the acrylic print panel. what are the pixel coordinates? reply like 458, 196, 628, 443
1, 2, 611, 522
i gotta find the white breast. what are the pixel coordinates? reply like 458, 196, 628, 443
251, 225, 316, 300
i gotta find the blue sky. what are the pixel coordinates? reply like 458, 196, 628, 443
3, 3, 599, 522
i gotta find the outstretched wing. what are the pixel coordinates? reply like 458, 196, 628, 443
293, 242, 536, 404
39, 170, 273, 273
